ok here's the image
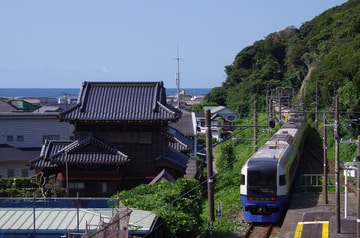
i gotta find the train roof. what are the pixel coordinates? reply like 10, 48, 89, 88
247, 130, 295, 168
246, 111, 305, 170
247, 140, 288, 168
271, 131, 294, 144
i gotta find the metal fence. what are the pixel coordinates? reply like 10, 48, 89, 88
299, 174, 336, 192
0, 197, 119, 208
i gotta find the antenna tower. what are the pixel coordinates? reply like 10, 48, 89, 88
176, 47, 181, 109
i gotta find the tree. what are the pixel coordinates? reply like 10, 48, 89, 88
119, 178, 203, 238
216, 141, 235, 171
204, 86, 227, 106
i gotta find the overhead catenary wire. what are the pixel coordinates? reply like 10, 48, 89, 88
142, 120, 262, 236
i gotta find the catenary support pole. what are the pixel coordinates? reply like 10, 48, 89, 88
334, 96, 341, 233
323, 114, 328, 204
254, 101, 258, 153
357, 135, 360, 238
205, 109, 214, 235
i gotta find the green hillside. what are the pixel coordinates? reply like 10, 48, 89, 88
202, 1, 360, 236
205, 0, 360, 123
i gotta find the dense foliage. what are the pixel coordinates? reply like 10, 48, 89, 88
205, 0, 360, 124
0, 176, 65, 197
0, 178, 37, 197
119, 178, 203, 238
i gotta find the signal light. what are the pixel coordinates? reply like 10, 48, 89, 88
269, 120, 275, 128
271, 197, 276, 201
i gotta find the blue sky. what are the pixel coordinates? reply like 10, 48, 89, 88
0, 1, 347, 89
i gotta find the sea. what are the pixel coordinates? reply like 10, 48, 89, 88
0, 88, 211, 98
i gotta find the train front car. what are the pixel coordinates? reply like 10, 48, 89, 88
240, 140, 291, 223
240, 112, 307, 223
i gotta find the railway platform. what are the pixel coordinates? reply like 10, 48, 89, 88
279, 192, 357, 238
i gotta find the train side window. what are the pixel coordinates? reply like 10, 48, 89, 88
240, 174, 245, 185
279, 175, 286, 186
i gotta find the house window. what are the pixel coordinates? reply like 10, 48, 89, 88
7, 169, 14, 178
69, 182, 85, 189
97, 182, 107, 193
21, 168, 28, 177
43, 135, 60, 142
17, 135, 24, 142
6, 136, 14, 142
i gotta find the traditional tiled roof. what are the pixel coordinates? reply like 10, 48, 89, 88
29, 135, 129, 169
155, 148, 189, 169
170, 111, 196, 137
29, 140, 69, 169
59, 81, 181, 123
29, 156, 58, 169
149, 169, 176, 185
164, 126, 194, 152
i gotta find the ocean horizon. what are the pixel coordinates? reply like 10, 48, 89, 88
0, 88, 211, 98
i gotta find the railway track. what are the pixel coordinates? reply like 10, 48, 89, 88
242, 223, 273, 238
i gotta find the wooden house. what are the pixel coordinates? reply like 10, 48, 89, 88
196, 106, 238, 142
30, 81, 191, 197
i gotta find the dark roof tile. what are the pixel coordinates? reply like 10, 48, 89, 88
170, 111, 195, 137
155, 148, 188, 169
29, 136, 129, 168
164, 126, 194, 152
60, 81, 181, 123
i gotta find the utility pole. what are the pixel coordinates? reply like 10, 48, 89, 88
315, 81, 318, 130
323, 114, 328, 204
278, 93, 282, 123
334, 96, 341, 233
269, 90, 273, 138
254, 101, 258, 153
357, 135, 360, 237
266, 88, 270, 138
205, 109, 214, 236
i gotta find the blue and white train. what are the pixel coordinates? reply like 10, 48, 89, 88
240, 111, 307, 223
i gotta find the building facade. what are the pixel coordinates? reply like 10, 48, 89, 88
30, 81, 192, 197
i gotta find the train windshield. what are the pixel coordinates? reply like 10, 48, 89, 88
247, 170, 276, 198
